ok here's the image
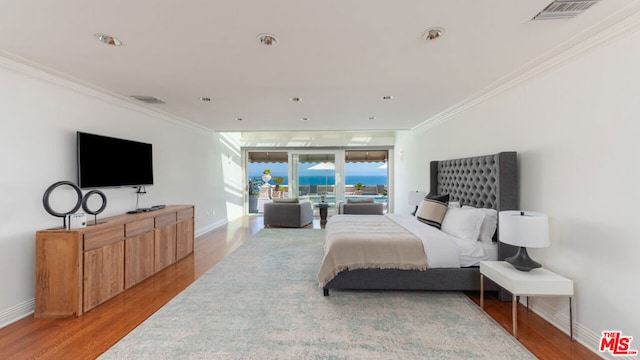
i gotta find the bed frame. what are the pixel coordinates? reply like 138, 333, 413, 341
322, 152, 519, 297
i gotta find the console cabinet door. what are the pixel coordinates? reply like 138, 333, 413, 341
176, 208, 194, 260
83, 241, 124, 312
35, 232, 82, 318
125, 231, 155, 288
154, 224, 176, 271
176, 218, 194, 260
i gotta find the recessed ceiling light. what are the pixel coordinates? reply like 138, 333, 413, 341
301, 117, 309, 121
382, 96, 393, 100
94, 33, 122, 46
257, 33, 279, 46
199, 97, 211, 102
290, 97, 302, 102
422, 27, 445, 41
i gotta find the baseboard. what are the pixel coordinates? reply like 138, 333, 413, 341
528, 299, 633, 360
195, 219, 228, 238
0, 298, 34, 330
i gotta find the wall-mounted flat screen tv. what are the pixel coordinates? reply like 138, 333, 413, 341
77, 131, 154, 188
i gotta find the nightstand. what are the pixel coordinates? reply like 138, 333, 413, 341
480, 261, 574, 340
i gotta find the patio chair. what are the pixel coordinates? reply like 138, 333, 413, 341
264, 199, 314, 228
338, 197, 384, 215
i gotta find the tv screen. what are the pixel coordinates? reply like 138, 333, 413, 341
77, 132, 154, 188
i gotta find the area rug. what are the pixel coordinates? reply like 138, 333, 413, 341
100, 228, 534, 360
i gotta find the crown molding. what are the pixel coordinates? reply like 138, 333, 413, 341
0, 51, 214, 134
413, 3, 640, 133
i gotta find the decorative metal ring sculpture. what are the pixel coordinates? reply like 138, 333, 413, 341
42, 181, 83, 218
82, 190, 107, 215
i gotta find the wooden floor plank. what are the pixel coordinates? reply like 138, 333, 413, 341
0, 215, 598, 359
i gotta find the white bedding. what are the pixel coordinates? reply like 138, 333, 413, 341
460, 241, 498, 266
385, 214, 461, 268
318, 214, 495, 287
386, 214, 495, 267
355, 213, 497, 267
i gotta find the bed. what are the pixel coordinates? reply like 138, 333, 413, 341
319, 152, 519, 297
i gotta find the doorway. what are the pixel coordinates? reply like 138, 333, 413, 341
245, 148, 392, 214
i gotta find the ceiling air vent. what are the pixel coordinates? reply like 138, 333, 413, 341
131, 95, 165, 104
533, 0, 600, 20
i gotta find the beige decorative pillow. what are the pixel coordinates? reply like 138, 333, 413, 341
415, 199, 448, 229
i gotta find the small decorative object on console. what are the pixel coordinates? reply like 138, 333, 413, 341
81, 189, 107, 225
42, 180, 83, 228
67, 213, 87, 229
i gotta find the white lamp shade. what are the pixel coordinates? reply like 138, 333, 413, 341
408, 191, 426, 207
499, 211, 550, 248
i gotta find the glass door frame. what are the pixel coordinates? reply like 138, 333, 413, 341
288, 149, 344, 202
243, 147, 394, 213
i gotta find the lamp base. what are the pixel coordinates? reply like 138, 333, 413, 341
505, 247, 542, 272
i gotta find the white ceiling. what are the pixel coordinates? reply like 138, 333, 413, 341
2, 0, 639, 132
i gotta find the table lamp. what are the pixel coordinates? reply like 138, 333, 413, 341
409, 191, 426, 215
498, 211, 550, 271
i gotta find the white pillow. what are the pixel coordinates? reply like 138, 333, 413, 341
441, 207, 486, 244
463, 205, 498, 243
448, 201, 461, 208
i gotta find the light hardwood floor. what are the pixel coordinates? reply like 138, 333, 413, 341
0, 215, 598, 359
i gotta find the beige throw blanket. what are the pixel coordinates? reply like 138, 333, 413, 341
317, 215, 428, 287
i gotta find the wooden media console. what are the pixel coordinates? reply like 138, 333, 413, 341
35, 205, 194, 318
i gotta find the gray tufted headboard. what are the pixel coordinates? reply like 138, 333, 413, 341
429, 152, 518, 212
429, 152, 519, 262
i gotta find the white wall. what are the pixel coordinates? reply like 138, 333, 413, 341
0, 58, 243, 327
394, 25, 640, 356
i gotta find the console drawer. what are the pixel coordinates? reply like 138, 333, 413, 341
155, 213, 176, 228
125, 218, 155, 237
177, 207, 194, 221
84, 226, 125, 251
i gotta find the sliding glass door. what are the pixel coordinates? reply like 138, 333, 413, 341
244, 148, 393, 213
247, 151, 288, 213
344, 150, 389, 212
289, 151, 340, 203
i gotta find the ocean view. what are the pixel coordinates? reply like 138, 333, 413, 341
249, 175, 387, 186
